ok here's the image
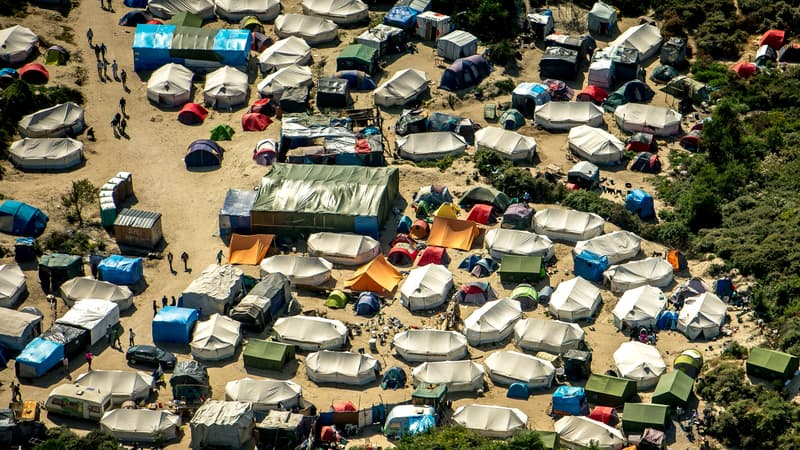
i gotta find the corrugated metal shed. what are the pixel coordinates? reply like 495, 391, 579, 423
114, 208, 161, 229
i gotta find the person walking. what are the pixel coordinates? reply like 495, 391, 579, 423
119, 97, 126, 115
10, 381, 20, 403
63, 357, 70, 380
129, 328, 136, 347
111, 60, 118, 80
152, 299, 158, 316
120, 69, 127, 89
162, 296, 168, 308
48, 294, 57, 315
99, 0, 104, 9
113, 329, 122, 350
167, 252, 174, 272
99, 43, 107, 61
97, 60, 104, 81
181, 252, 189, 272
107, 324, 113, 346
119, 117, 127, 136
85, 352, 93, 370
87, 28, 93, 46
86, 127, 96, 141
102, 59, 108, 78
93, 44, 101, 61
216, 249, 224, 264
107, 0, 113, 12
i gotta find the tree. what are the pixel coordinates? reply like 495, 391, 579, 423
61, 179, 99, 227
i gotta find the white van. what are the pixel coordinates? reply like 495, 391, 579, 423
45, 383, 112, 421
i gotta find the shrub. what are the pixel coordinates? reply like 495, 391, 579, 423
487, 40, 518, 66
562, 190, 641, 234
721, 341, 749, 359
493, 78, 515, 95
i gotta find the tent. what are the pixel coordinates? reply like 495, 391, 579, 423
510, 283, 537, 310
555, 415, 625, 450
0, 68, 17, 88
650, 64, 679, 84
534, 208, 605, 242
603, 257, 674, 293
513, 318, 584, 354
549, 277, 602, 322
60, 277, 133, 311
660, 36, 688, 68
677, 293, 727, 340
759, 29, 785, 49
416, 11, 453, 40
463, 298, 523, 346
400, 264, 453, 311
0, 265, 27, 308
411, 360, 485, 392
189, 401, 255, 450
101, 409, 180, 443
18, 102, 85, 138
337, 44, 378, 75
227, 234, 274, 265
243, 339, 295, 371
259, 255, 333, 286
56, 299, 120, 346
302, 0, 368, 24
584, 373, 637, 407
306, 350, 379, 385
731, 61, 757, 79
502, 204, 533, 230
621, 403, 669, 433
384, 242, 416, 266
147, 0, 214, 19
178, 102, 208, 125
512, 82, 551, 115
588, 58, 613, 89
417, 246, 448, 266
539, 46, 580, 80
203, 66, 248, 110
44, 45, 68, 65
38, 253, 83, 293
625, 189, 655, 219
779, 43, 800, 63
574, 231, 641, 265
74, 370, 153, 404
9, 138, 83, 171
576, 85, 608, 104
181, 264, 245, 316
169, 360, 210, 404
652, 370, 694, 407
630, 152, 661, 173
316, 76, 348, 108
257, 64, 313, 101
383, 6, 420, 31
587, 2, 616, 34
242, 113, 272, 131
567, 161, 600, 190
614, 341, 666, 390
383, 405, 435, 438
534, 102, 604, 131
393, 329, 467, 362
604, 80, 654, 112
610, 23, 662, 61
459, 185, 512, 211
427, 217, 479, 251
225, 378, 302, 411
567, 125, 624, 165
374, 68, 429, 107
355, 291, 380, 316
215, 0, 280, 22
485, 229, 554, 260
0, 200, 48, 237
410, 219, 430, 239
335, 70, 376, 91
627, 131, 657, 153
433, 202, 460, 219
612, 285, 666, 330
465, 204, 493, 225
258, 37, 311, 73
747, 347, 800, 381
190, 314, 241, 361
662, 76, 709, 104
344, 255, 402, 297
326, 290, 347, 308
274, 14, 338, 45
0, 307, 40, 351
273, 316, 347, 351
16, 337, 63, 378
614, 103, 682, 136
146, 63, 193, 108
356, 24, 404, 58
474, 127, 536, 162
252, 138, 277, 164
98, 255, 144, 286
573, 250, 608, 282
484, 351, 554, 389
552, 386, 588, 416
437, 30, 478, 61
397, 131, 466, 161
0, 25, 38, 65
307, 233, 379, 266
452, 405, 527, 439
439, 55, 491, 91
499, 108, 526, 130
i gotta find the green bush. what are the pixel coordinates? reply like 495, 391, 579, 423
721, 341, 749, 359
432, 0, 523, 42
493, 78, 515, 95
394, 426, 545, 450
609, 0, 652, 17
487, 40, 518, 66
562, 190, 641, 234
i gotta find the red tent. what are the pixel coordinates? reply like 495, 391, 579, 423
18, 63, 49, 84
387, 243, 418, 267
409, 219, 430, 240
589, 406, 618, 425
319, 426, 339, 442
249, 98, 277, 116
731, 61, 757, 79
417, 246, 449, 266
242, 113, 272, 131
331, 401, 356, 412
626, 132, 655, 153
758, 30, 785, 49
390, 233, 416, 247
466, 204, 493, 225
146, 19, 163, 24
177, 102, 208, 125
576, 85, 608, 104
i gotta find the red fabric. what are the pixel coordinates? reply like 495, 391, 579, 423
177, 103, 208, 124
390, 234, 416, 247
331, 401, 356, 412
146, 19, 163, 24
732, 62, 757, 79
355, 138, 371, 153
18, 62, 49, 81
320, 426, 339, 442
649, 154, 660, 167
626, 140, 651, 153
758, 30, 785, 49
387, 244, 418, 266
589, 406, 617, 424
576, 85, 608, 104
242, 112, 272, 131
418, 246, 447, 266
466, 204, 493, 225
249, 98, 276, 116
462, 284, 486, 294
409, 220, 430, 239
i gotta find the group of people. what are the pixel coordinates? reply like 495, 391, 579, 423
166, 251, 191, 273
632, 326, 658, 345
153, 295, 181, 316
111, 97, 128, 138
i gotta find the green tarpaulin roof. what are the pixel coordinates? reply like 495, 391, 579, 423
338, 44, 377, 63
458, 185, 512, 210
39, 253, 82, 269
244, 339, 294, 363
652, 370, 693, 407
499, 255, 544, 275
747, 347, 800, 380
585, 374, 637, 406
622, 403, 670, 433
413, 383, 447, 399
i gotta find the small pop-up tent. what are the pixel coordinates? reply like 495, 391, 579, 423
243, 339, 296, 371
626, 189, 655, 219
502, 203, 534, 230
567, 161, 600, 189
393, 329, 467, 362
178, 103, 208, 125
439, 55, 491, 91
459, 185, 512, 211
512, 82, 551, 115
274, 14, 339, 45
0, 200, 49, 236
44, 45, 69, 65
484, 351, 554, 389
513, 318, 584, 354
344, 254, 403, 297
584, 373, 637, 407
652, 369, 694, 407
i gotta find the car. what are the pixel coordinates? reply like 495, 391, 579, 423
126, 345, 177, 370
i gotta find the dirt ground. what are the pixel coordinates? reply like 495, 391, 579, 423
0, 2, 766, 449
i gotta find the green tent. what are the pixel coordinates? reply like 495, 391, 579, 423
661, 75, 710, 104
510, 283, 538, 309
499, 108, 525, 131
585, 374, 637, 407
243, 339, 296, 371
534, 430, 560, 449
44, 46, 68, 65
240, 15, 263, 33
211, 124, 235, 141
325, 290, 348, 309
622, 403, 670, 433
171, 11, 203, 27
336, 44, 379, 75
674, 352, 703, 378
498, 255, 546, 283
39, 253, 85, 293
652, 370, 694, 407
746, 347, 800, 381
458, 185, 512, 211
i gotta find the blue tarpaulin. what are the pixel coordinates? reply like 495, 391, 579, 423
0, 200, 48, 237
508, 382, 530, 399
98, 255, 144, 285
625, 189, 655, 219
123, 0, 147, 6
459, 254, 480, 271
384, 6, 419, 30
396, 215, 412, 233
355, 292, 380, 316
132, 25, 251, 72
656, 310, 678, 330
16, 337, 64, 377
152, 306, 199, 343
132, 25, 176, 71
714, 278, 734, 299
552, 385, 588, 416
573, 250, 609, 282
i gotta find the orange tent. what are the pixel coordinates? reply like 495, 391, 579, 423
427, 216, 479, 251
228, 233, 275, 265
344, 254, 402, 297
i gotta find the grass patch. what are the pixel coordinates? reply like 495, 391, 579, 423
415, 154, 461, 172
42, 230, 106, 254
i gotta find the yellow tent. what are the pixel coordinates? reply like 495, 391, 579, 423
228, 233, 275, 265
433, 203, 461, 218
344, 254, 402, 297
427, 216, 479, 251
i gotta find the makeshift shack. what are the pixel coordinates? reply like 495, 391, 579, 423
584, 374, 637, 407
56, 299, 120, 346
38, 253, 83, 293
243, 339, 296, 371
0, 264, 26, 307
652, 369, 694, 407
170, 360, 211, 404
0, 308, 41, 352
113, 208, 163, 250
181, 264, 245, 316
189, 401, 255, 449
153, 306, 199, 344
336, 44, 378, 75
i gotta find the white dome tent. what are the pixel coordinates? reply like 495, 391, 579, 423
400, 265, 453, 311
306, 350, 379, 385
677, 292, 727, 340
101, 409, 181, 443
474, 126, 537, 162
614, 103, 682, 136
74, 370, 154, 404
484, 351, 555, 389
190, 313, 242, 361
462, 298, 523, 346
307, 233, 380, 266
393, 329, 468, 362
272, 316, 347, 350
0, 25, 38, 65
612, 285, 666, 330
534, 102, 604, 131
485, 229, 555, 260
147, 63, 194, 108
555, 415, 625, 450
603, 257, 674, 293
59, 277, 134, 311
573, 231, 642, 265
549, 277, 602, 322
411, 360, 485, 392
258, 37, 312, 73
215, 0, 280, 22
18, 103, 85, 138
301, 0, 369, 24
9, 138, 84, 171
534, 208, 605, 243
203, 66, 249, 110
374, 69, 429, 107
396, 132, 467, 161
274, 14, 339, 45
259, 255, 333, 286
514, 318, 585, 354
225, 378, 302, 411
0, 264, 27, 308
147, 0, 215, 20
451, 404, 528, 439
567, 125, 625, 165
613, 341, 666, 390
257, 64, 313, 101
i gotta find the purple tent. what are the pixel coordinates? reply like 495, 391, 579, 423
501, 203, 534, 230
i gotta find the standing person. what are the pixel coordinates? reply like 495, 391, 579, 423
86, 28, 93, 46
113, 329, 122, 350
107, 0, 113, 12
216, 249, 224, 264
170, 296, 176, 306
107, 324, 113, 346
48, 294, 56, 315
119, 97, 126, 115
93, 44, 100, 61
152, 300, 158, 316
162, 296, 168, 308
99, 43, 107, 61
129, 328, 136, 347
97, 60, 104, 81
10, 382, 20, 402
180, 252, 189, 272
120, 69, 127, 89
99, 0, 104, 9
63, 357, 70, 380
119, 117, 127, 136
167, 252, 174, 272
102, 59, 108, 78
85, 352, 93, 370
111, 60, 118, 80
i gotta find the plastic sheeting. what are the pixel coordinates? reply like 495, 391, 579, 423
152, 306, 199, 343
484, 351, 554, 389
60, 277, 134, 311
393, 329, 467, 362
533, 208, 605, 243
485, 229, 554, 260
306, 350, 379, 385
98, 255, 144, 286
452, 404, 528, 438
603, 257, 674, 292
273, 316, 347, 351
56, 299, 120, 345
181, 264, 245, 316
189, 401, 255, 449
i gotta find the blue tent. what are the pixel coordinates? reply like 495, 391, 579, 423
439, 55, 491, 91
119, 10, 152, 27
383, 405, 436, 438
219, 189, 258, 239
98, 255, 144, 285
507, 382, 530, 399
381, 366, 407, 389
16, 337, 64, 377
396, 215, 412, 233
0, 200, 48, 237
625, 189, 655, 219
356, 292, 381, 316
573, 250, 609, 282
552, 386, 588, 416
123, 0, 148, 6
0, 68, 18, 78
383, 6, 419, 30
335, 70, 377, 90
714, 278, 735, 299
459, 254, 481, 272
656, 310, 678, 330
152, 306, 200, 344
185, 139, 224, 167
512, 82, 551, 114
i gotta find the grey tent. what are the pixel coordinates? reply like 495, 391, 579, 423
0, 307, 41, 351
587, 2, 616, 34
0, 25, 38, 65
437, 30, 478, 61
0, 264, 27, 307
101, 409, 181, 443
18, 103, 85, 138
190, 401, 255, 449
9, 138, 84, 171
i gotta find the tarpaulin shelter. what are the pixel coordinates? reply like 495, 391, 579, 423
0, 200, 48, 236
544, 34, 596, 62
98, 255, 144, 285
189, 401, 255, 449
463, 298, 523, 345
336, 44, 378, 75
652, 369, 694, 407
227, 234, 273, 265
15, 337, 63, 378
584, 373, 637, 407
74, 369, 154, 404
499, 108, 526, 130
185, 139, 222, 167
502, 203, 534, 230
307, 233, 379, 266
302, 0, 368, 24
459, 185, 511, 211
610, 23, 662, 61
486, 228, 554, 260
355, 291, 380, 316
190, 313, 242, 361
134, 25, 251, 72
230, 273, 290, 330
573, 250, 608, 282
44, 45, 68, 65
10, 138, 83, 171
552, 386, 588, 416
677, 292, 727, 339
316, 76, 348, 108
0, 25, 38, 66
356, 24, 404, 58
203, 66, 248, 110
272, 316, 347, 351
527, 11, 554, 39
437, 30, 477, 61
466, 204, 493, 224
589, 406, 617, 425
549, 276, 601, 322
534, 208, 605, 243
225, 378, 302, 411
178, 102, 208, 125
400, 264, 453, 311
514, 318, 584, 354
18, 102, 84, 138
146, 63, 193, 107
427, 217, 479, 251
555, 415, 624, 450
439, 54, 491, 91
650, 64, 678, 83
625, 189, 655, 219
474, 127, 536, 162
170, 360, 210, 403
603, 257, 673, 292
383, 6, 420, 31
258, 37, 311, 73
615, 103, 681, 136
0, 307, 40, 351
219, 189, 257, 238
453, 282, 496, 305
612, 285, 666, 330
412, 360, 484, 392
259, 255, 333, 286
181, 264, 245, 316
344, 254, 402, 296
396, 131, 466, 161
393, 329, 467, 362
588, 57, 613, 89
568, 125, 624, 165
622, 403, 669, 433
746, 347, 800, 381
567, 161, 600, 189
374, 68, 429, 107
662, 76, 709, 104
587, 2, 616, 34
452, 405, 527, 438
170, 11, 203, 27
274, 14, 338, 45
40, 323, 89, 360
660, 37, 688, 68
510, 283, 537, 310
101, 409, 181, 443
216, 0, 280, 22
470, 256, 498, 278
306, 350, 379, 385
759, 29, 785, 49
614, 341, 666, 389
512, 82, 551, 115
38, 253, 83, 293
0, 265, 26, 308
731, 61, 757, 78
147, 0, 214, 20
534, 102, 604, 131
243, 339, 295, 371
626, 131, 656, 152
485, 351, 554, 389
539, 46, 580, 80
576, 85, 608, 104
383, 405, 435, 438
56, 299, 120, 345
604, 80, 654, 112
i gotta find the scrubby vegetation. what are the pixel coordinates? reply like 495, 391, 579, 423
474, 149, 566, 202
34, 427, 119, 450
431, 0, 524, 42
357, 426, 546, 450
